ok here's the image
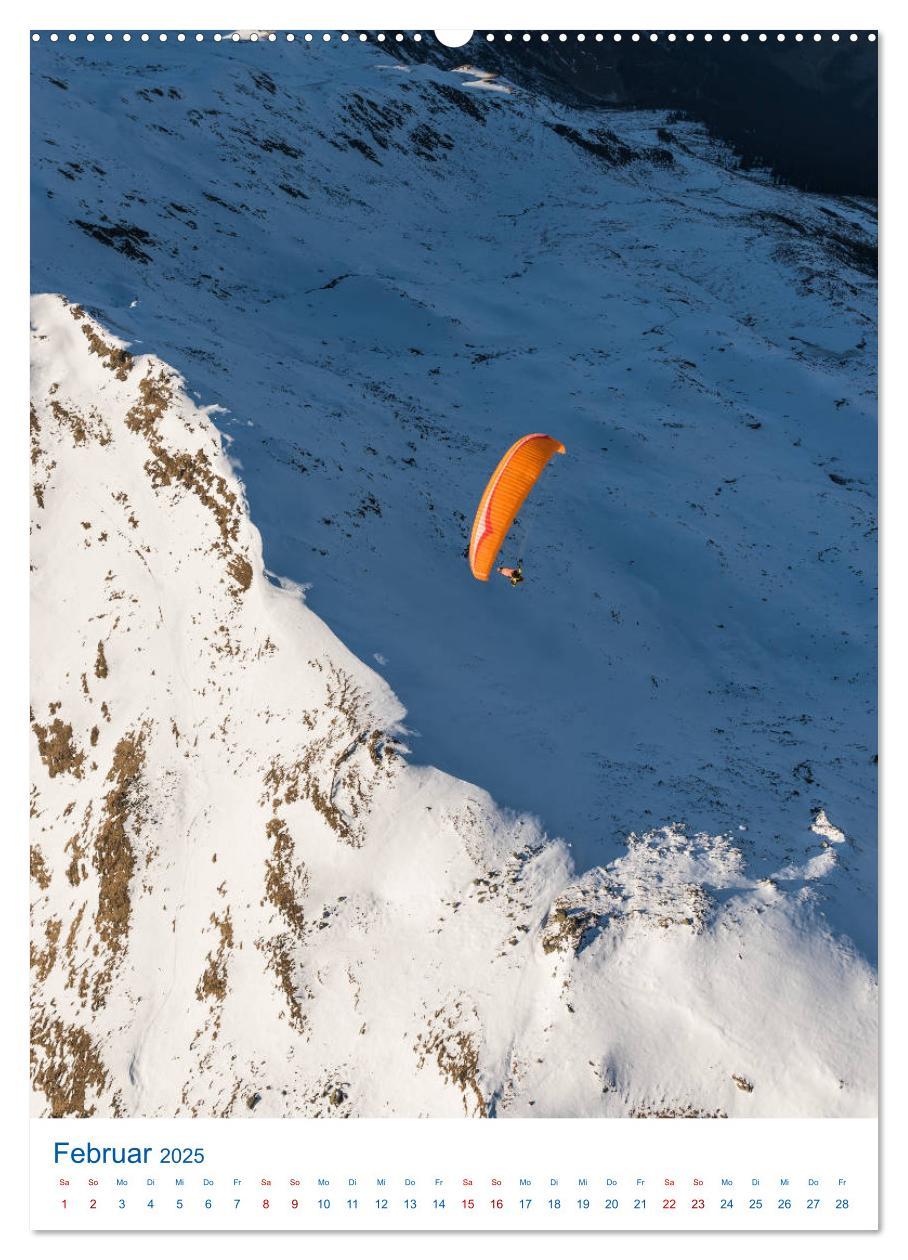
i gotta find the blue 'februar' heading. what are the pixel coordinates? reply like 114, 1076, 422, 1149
54, 1142, 151, 1164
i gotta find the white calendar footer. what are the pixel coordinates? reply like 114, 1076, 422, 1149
31, 1117, 877, 1231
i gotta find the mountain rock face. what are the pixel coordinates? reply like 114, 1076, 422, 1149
30, 36, 876, 1117
393, 36, 878, 196
30, 295, 875, 1118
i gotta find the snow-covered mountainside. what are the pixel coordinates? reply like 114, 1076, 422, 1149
30, 36, 877, 1117
30, 295, 875, 1118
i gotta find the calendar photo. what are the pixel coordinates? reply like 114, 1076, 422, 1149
27, 17, 879, 1233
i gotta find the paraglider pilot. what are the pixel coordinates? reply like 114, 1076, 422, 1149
467, 432, 565, 584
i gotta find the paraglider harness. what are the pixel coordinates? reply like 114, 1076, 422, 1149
498, 563, 524, 587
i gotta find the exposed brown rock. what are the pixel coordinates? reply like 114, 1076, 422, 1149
31, 1014, 109, 1117
30, 844, 52, 890
94, 640, 109, 679
91, 728, 148, 1007
31, 917, 62, 982
32, 718, 85, 779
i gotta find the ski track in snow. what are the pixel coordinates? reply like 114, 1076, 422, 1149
29, 39, 877, 1117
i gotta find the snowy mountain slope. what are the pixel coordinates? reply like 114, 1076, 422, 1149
30, 41, 877, 959
394, 36, 878, 198
30, 294, 876, 1118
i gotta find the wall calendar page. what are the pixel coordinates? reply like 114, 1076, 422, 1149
24, 8, 880, 1242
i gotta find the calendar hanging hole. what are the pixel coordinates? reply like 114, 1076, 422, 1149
434, 30, 473, 48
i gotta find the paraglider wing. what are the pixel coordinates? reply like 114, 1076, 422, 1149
468, 433, 566, 581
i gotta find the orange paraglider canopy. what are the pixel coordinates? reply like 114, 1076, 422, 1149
468, 433, 566, 581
